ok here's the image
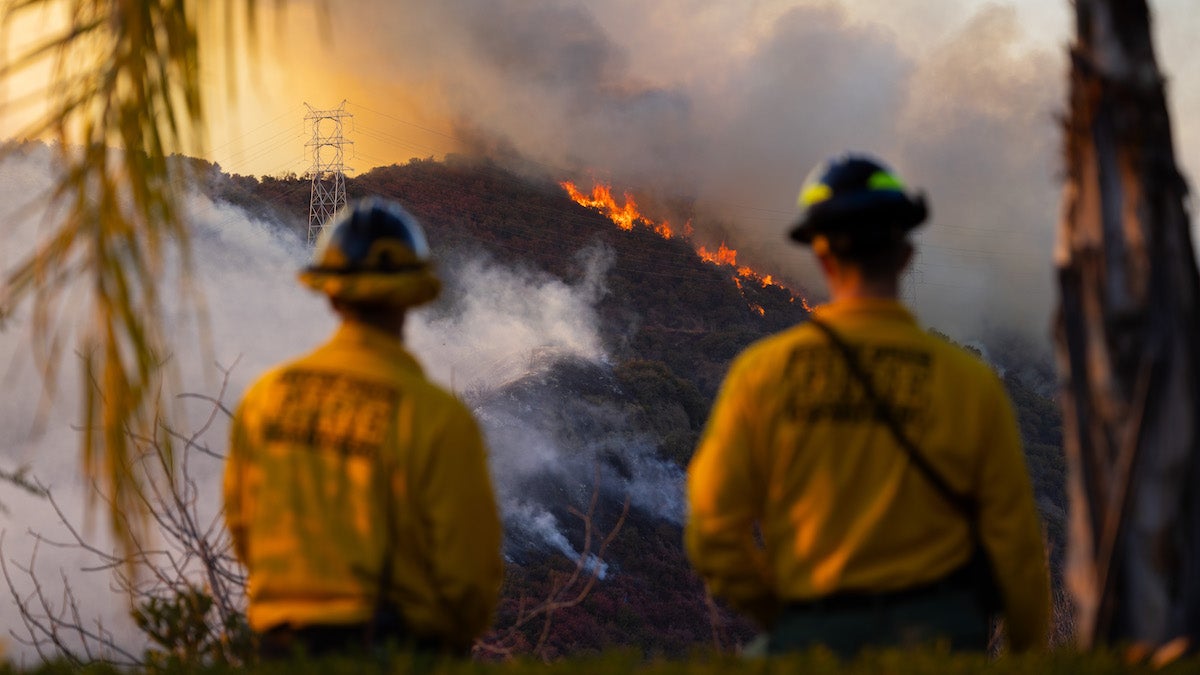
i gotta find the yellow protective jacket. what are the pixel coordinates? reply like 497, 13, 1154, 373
685, 298, 1050, 651
224, 321, 503, 649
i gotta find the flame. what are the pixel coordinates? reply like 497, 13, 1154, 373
562, 180, 679, 236
697, 242, 739, 267
563, 180, 809, 314
701, 242, 788, 294
653, 221, 677, 239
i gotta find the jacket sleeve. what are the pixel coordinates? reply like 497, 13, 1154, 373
685, 357, 777, 626
418, 404, 504, 648
223, 395, 253, 566
975, 381, 1052, 651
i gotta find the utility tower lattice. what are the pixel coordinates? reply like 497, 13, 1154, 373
305, 101, 353, 244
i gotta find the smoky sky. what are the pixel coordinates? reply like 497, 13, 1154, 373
896, 6, 1062, 341
264, 0, 1092, 346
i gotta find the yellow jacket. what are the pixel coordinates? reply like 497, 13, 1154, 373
685, 298, 1050, 650
224, 321, 503, 649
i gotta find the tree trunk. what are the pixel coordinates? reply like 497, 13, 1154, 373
1056, 0, 1200, 653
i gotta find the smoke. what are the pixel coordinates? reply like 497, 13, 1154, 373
473, 355, 685, 578
238, 0, 1199, 353
504, 501, 610, 578
0, 147, 679, 661
0, 147, 332, 662
895, 6, 1061, 344
412, 246, 683, 569
409, 247, 611, 393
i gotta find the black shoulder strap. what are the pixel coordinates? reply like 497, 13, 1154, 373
369, 406, 404, 647
806, 314, 977, 519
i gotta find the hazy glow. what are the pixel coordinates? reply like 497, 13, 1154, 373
5, 1, 1199, 343
201, 3, 462, 177
0, 3, 67, 139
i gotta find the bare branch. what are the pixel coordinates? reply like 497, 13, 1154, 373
476, 463, 631, 661
3, 371, 251, 667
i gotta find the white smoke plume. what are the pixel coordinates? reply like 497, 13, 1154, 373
409, 247, 611, 394
0, 149, 659, 662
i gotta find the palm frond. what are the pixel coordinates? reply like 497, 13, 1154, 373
0, 0, 257, 559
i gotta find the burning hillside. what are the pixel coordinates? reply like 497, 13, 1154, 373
561, 180, 810, 312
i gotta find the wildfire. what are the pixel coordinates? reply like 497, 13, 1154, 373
562, 180, 809, 313
560, 181, 690, 239
697, 242, 738, 267
700, 243, 786, 294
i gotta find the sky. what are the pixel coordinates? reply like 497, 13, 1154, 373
189, 0, 1200, 342
2, 1, 1198, 340
202, 0, 1077, 177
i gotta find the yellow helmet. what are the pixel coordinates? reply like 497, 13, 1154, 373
298, 197, 441, 306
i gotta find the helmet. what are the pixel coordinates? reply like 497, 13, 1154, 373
298, 197, 441, 306
789, 154, 928, 246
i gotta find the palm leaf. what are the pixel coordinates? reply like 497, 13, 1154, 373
0, 0, 260, 559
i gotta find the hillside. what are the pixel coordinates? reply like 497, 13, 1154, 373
209, 156, 1067, 655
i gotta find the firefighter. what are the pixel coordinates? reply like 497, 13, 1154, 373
224, 197, 503, 659
685, 154, 1051, 656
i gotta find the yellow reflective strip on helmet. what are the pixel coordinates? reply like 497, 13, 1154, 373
868, 171, 905, 191
800, 183, 833, 206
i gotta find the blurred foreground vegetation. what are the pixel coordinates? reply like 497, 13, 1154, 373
5, 647, 1199, 675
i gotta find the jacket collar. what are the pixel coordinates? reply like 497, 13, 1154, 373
811, 297, 917, 325
327, 321, 425, 374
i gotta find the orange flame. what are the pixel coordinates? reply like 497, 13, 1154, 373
563, 180, 809, 313
561, 180, 680, 236
652, 221, 676, 239
697, 242, 739, 267
701, 242, 788, 294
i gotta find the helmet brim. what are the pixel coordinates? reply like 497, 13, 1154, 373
298, 267, 442, 307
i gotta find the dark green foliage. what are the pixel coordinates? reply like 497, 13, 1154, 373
1006, 383, 1063, 451
614, 360, 708, 466
1002, 374, 1068, 574
131, 586, 253, 669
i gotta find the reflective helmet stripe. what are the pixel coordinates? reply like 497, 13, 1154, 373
788, 153, 928, 245
797, 171, 904, 208
867, 171, 905, 192
799, 183, 833, 207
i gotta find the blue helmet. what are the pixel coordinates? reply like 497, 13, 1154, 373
299, 197, 441, 306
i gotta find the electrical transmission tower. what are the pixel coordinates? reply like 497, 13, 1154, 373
305, 101, 353, 244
